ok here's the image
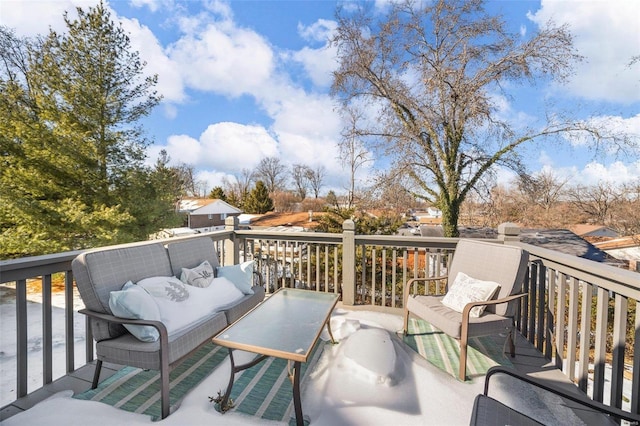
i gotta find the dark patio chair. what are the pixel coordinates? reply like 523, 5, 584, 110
470, 366, 640, 425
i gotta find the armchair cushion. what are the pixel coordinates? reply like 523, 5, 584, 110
441, 272, 500, 318
217, 261, 255, 295
180, 260, 215, 288
108, 281, 162, 342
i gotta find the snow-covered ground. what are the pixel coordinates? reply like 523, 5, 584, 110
0, 284, 89, 407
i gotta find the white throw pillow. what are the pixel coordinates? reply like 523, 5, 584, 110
109, 281, 161, 342
137, 276, 190, 301
216, 261, 255, 295
180, 260, 215, 288
441, 272, 500, 318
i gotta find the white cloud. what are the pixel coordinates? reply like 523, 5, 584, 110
528, 0, 640, 103
580, 160, 640, 185
0, 0, 88, 36
167, 18, 274, 97
129, 0, 161, 13
297, 18, 336, 43
148, 122, 279, 172
292, 44, 338, 87
120, 17, 186, 104
164, 134, 202, 165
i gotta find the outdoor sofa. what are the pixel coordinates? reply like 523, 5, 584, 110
72, 236, 265, 419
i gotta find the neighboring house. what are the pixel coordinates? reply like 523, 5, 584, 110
187, 199, 243, 232
416, 207, 443, 225
593, 236, 640, 272
569, 224, 619, 239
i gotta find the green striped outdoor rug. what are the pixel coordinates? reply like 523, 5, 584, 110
73, 343, 227, 420
403, 318, 512, 382
219, 341, 326, 426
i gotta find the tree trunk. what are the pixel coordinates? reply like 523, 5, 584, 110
440, 201, 460, 238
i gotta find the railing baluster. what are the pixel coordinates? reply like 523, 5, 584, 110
528, 262, 538, 345
42, 275, 53, 385
371, 247, 376, 306
545, 269, 556, 359
578, 281, 593, 392
632, 306, 640, 415
333, 246, 338, 294
392, 249, 397, 308
610, 294, 628, 409
16, 279, 28, 398
555, 273, 567, 371
315, 245, 320, 292
65, 271, 75, 373
536, 262, 546, 352
382, 248, 387, 307
566, 277, 579, 383
593, 286, 608, 402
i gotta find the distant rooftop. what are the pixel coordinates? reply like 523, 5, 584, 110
419, 226, 625, 267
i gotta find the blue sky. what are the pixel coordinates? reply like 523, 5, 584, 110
2, 0, 639, 196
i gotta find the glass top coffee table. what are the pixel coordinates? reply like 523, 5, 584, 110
212, 287, 339, 426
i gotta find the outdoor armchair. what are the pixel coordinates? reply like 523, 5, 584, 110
403, 239, 529, 380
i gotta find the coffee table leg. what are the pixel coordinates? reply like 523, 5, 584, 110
219, 349, 269, 413
326, 318, 336, 344
219, 348, 236, 411
292, 361, 303, 426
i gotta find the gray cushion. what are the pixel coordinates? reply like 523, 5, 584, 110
407, 294, 514, 339
166, 237, 221, 278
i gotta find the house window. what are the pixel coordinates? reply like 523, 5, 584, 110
208, 214, 213, 220
220, 213, 227, 220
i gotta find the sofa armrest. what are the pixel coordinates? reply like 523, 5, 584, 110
78, 308, 169, 341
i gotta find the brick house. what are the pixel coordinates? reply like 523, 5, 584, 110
184, 199, 242, 232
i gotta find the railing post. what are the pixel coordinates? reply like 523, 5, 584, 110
342, 220, 356, 305
497, 222, 521, 242
225, 216, 240, 266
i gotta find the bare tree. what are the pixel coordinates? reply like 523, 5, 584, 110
307, 165, 326, 199
339, 106, 373, 209
174, 163, 205, 197
611, 180, 640, 236
516, 170, 571, 226
332, 0, 637, 236
255, 157, 288, 193
222, 168, 254, 207
567, 182, 622, 225
291, 164, 311, 200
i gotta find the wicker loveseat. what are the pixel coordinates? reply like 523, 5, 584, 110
72, 236, 265, 419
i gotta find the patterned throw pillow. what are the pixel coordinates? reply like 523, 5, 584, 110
180, 260, 215, 288
441, 272, 500, 318
137, 276, 190, 302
